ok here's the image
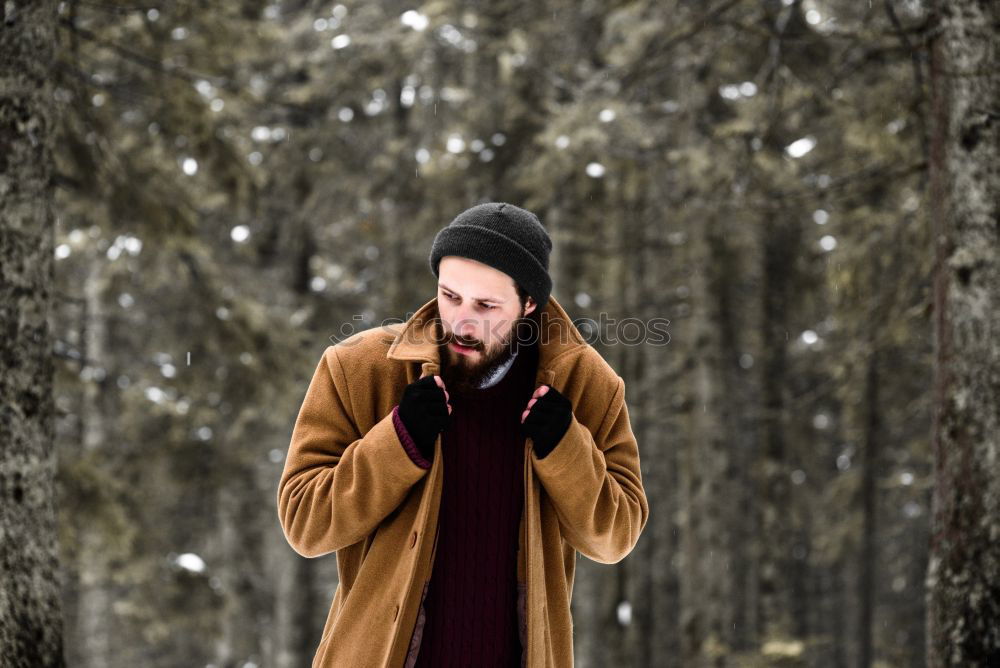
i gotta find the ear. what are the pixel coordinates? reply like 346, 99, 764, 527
523, 297, 537, 316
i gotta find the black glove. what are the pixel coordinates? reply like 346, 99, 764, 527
397, 375, 450, 460
520, 385, 573, 459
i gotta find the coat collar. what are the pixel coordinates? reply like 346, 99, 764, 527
386, 294, 588, 387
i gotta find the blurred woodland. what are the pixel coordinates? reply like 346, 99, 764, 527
1, 0, 998, 667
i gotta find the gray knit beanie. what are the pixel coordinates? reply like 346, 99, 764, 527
429, 202, 553, 309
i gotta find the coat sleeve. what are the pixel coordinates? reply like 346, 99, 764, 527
277, 345, 430, 558
529, 376, 649, 564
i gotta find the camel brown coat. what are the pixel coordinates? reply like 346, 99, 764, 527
277, 295, 649, 667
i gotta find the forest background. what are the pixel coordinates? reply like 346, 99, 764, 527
1, 0, 998, 666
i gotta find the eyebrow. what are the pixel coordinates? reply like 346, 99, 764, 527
438, 283, 507, 304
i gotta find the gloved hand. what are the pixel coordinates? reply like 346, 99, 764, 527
520, 384, 573, 459
397, 375, 452, 460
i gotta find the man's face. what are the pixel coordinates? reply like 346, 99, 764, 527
436, 256, 537, 391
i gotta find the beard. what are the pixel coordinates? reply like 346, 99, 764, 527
438, 306, 532, 395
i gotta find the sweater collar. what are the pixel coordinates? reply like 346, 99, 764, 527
477, 348, 518, 389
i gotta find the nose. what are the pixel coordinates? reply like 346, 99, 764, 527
457, 321, 477, 341
454, 309, 478, 342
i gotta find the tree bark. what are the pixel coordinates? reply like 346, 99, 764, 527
0, 1, 65, 665
926, 0, 1000, 664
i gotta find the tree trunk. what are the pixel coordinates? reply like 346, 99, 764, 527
926, 0, 1000, 665
0, 1, 65, 664
858, 339, 879, 668
71, 259, 113, 667
755, 212, 799, 649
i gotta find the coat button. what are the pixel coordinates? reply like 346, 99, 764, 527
410, 531, 418, 548
393, 604, 400, 621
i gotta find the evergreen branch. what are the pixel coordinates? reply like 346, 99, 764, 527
57, 17, 229, 87
620, 0, 747, 88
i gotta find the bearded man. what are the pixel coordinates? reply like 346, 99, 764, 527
278, 202, 648, 668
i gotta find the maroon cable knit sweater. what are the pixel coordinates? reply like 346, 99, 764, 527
391, 342, 539, 667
